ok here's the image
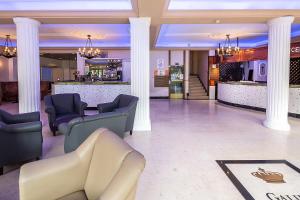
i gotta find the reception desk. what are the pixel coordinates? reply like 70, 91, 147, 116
53, 82, 131, 108
218, 82, 300, 117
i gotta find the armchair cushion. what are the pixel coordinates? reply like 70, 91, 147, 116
51, 94, 75, 115
57, 191, 87, 200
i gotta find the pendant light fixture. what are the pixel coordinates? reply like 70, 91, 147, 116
217, 34, 240, 57
0, 35, 17, 59
78, 35, 101, 59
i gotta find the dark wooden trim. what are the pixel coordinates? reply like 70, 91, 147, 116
150, 96, 169, 99
168, 50, 171, 65
217, 99, 300, 119
85, 107, 98, 110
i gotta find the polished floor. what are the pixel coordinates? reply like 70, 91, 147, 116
0, 100, 300, 200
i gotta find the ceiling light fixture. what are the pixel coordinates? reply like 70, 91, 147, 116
0, 35, 17, 59
78, 35, 101, 59
217, 34, 240, 57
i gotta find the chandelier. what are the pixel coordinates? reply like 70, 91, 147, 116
78, 35, 101, 59
0, 35, 17, 59
217, 34, 240, 57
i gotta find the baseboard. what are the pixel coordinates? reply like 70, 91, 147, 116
217, 99, 300, 119
150, 96, 169, 99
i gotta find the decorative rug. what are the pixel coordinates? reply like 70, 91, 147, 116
217, 160, 300, 200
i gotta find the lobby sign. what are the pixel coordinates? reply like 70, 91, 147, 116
291, 46, 300, 53
217, 160, 300, 200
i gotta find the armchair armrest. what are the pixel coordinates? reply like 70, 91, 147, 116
19, 153, 86, 200
78, 101, 87, 116
1, 112, 40, 124
100, 151, 146, 200
58, 122, 69, 135
45, 106, 56, 115
19, 130, 101, 200
97, 102, 116, 113
2, 121, 42, 133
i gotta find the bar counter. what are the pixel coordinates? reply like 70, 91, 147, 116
218, 81, 300, 117
53, 81, 131, 108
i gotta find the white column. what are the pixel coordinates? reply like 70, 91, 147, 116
76, 52, 86, 75
263, 16, 294, 131
13, 17, 41, 113
130, 17, 151, 131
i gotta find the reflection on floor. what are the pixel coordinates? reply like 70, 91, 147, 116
0, 100, 300, 200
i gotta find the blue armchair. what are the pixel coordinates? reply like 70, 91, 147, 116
0, 109, 42, 175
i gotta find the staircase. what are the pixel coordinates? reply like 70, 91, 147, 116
188, 75, 209, 100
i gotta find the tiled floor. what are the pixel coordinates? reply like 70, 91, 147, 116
0, 100, 300, 200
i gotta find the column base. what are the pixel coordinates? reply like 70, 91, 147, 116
133, 120, 151, 132
263, 119, 291, 131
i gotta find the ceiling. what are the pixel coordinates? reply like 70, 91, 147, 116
168, 0, 300, 10
0, 0, 299, 50
157, 24, 300, 48
0, 24, 130, 48
0, 0, 132, 11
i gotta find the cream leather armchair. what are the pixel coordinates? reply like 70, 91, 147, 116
19, 128, 146, 200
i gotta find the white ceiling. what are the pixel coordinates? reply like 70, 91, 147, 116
0, 24, 130, 47
168, 0, 300, 10
0, 0, 132, 11
156, 24, 300, 48
1, 23, 300, 49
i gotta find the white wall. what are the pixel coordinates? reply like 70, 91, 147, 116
0, 57, 18, 82
150, 50, 169, 97
170, 50, 184, 65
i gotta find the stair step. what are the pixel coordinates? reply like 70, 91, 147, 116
189, 91, 207, 95
188, 96, 209, 100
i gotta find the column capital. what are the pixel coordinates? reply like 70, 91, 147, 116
268, 16, 294, 26
129, 17, 151, 26
13, 17, 40, 26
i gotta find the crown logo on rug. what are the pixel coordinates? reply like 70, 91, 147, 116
251, 168, 286, 183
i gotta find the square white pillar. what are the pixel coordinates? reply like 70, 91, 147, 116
130, 17, 151, 131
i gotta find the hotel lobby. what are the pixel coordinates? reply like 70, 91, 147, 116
0, 0, 300, 200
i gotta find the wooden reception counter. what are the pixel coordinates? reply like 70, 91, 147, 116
218, 82, 300, 118
52, 81, 131, 108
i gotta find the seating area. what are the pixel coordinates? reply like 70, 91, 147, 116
0, 92, 141, 199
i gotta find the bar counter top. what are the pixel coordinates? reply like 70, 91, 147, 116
54, 81, 130, 85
